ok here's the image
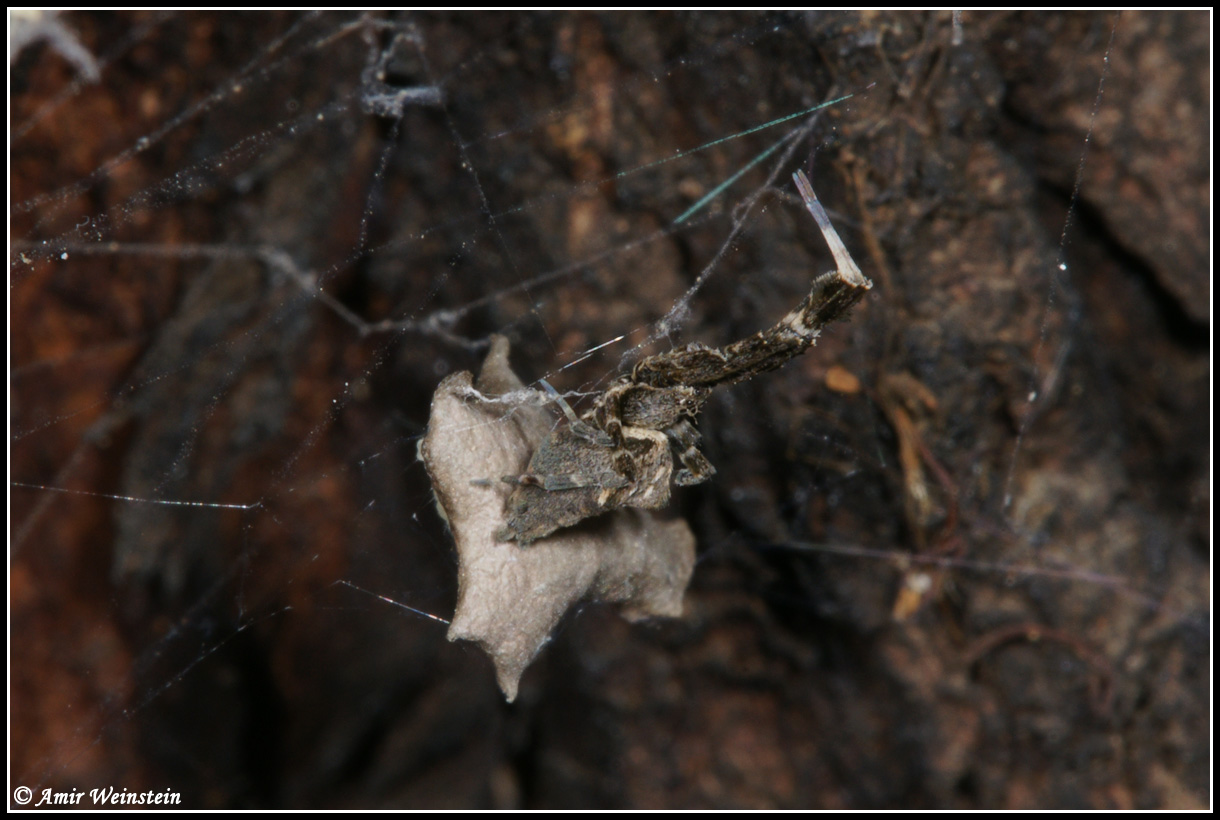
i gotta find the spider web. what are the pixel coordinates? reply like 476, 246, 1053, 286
9, 11, 1210, 809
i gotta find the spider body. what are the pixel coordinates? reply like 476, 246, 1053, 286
592, 379, 711, 443
496, 171, 872, 545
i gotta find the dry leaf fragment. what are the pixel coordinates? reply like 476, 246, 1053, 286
419, 336, 696, 701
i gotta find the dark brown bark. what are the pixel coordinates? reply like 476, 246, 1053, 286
11, 11, 1208, 809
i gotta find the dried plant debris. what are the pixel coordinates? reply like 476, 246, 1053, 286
420, 336, 696, 701
498, 171, 872, 544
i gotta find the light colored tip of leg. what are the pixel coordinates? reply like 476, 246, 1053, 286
539, 378, 582, 426
792, 171, 872, 289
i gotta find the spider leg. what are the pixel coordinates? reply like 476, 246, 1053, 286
792, 169, 869, 290
540, 379, 613, 447
501, 422, 630, 497
629, 171, 872, 392
668, 418, 716, 486
500, 471, 628, 491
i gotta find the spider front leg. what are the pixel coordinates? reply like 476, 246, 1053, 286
629, 170, 872, 392
667, 417, 715, 486
540, 378, 613, 447
588, 378, 631, 447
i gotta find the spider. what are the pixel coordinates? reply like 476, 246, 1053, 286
497, 170, 872, 544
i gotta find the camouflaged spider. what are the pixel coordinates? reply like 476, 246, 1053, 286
497, 171, 872, 544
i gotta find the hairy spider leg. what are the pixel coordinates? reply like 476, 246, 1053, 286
667, 417, 716, 486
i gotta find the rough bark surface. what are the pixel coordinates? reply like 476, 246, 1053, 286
11, 11, 1209, 809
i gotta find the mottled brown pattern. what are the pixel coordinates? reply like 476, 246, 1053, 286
501, 172, 871, 543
